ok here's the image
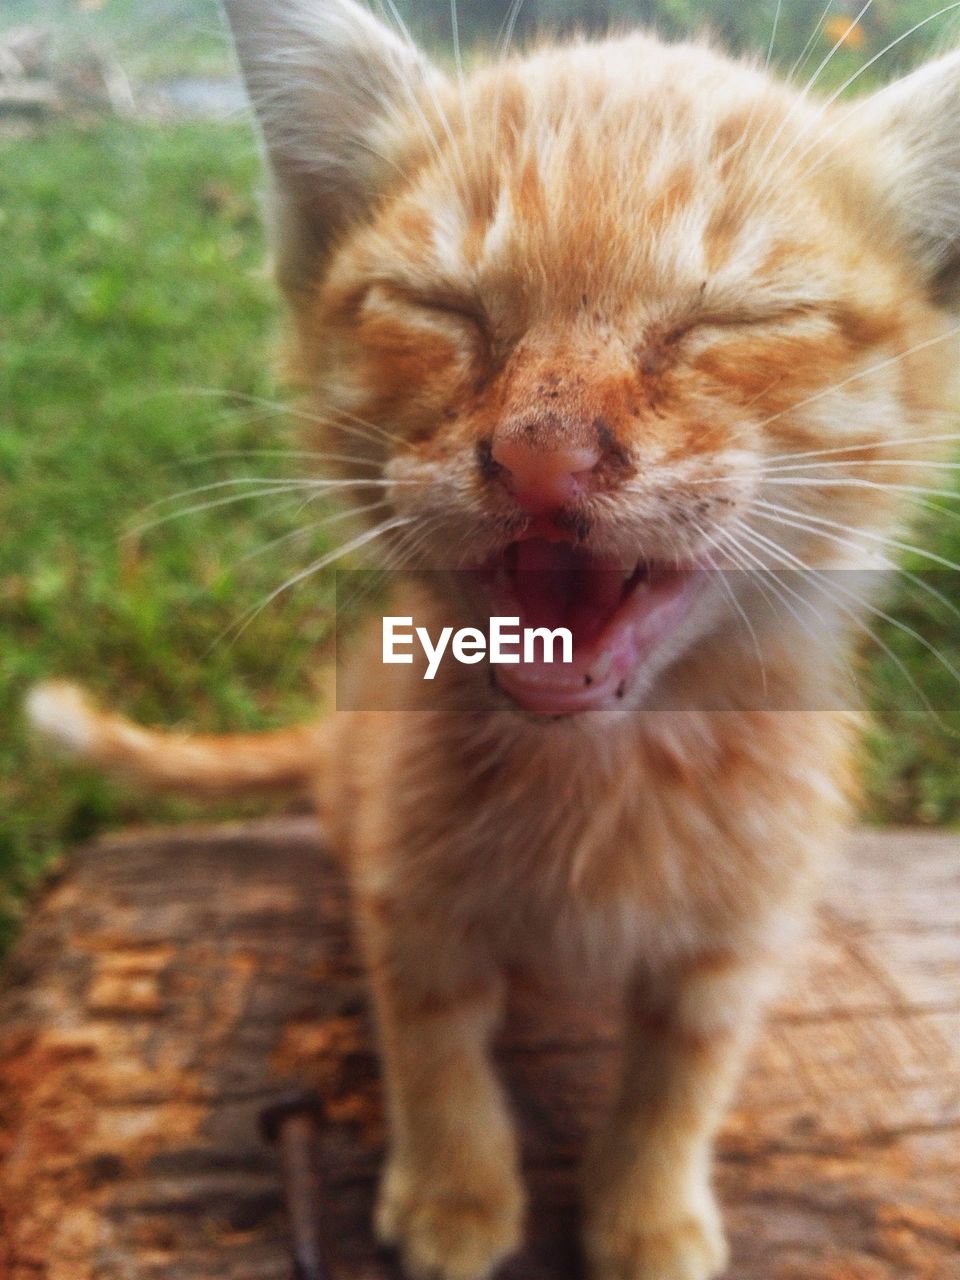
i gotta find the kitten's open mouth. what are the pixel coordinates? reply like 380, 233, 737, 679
483, 537, 703, 717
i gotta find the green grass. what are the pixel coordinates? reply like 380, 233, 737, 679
2, 107, 960, 948
863, 552, 960, 826
0, 120, 338, 947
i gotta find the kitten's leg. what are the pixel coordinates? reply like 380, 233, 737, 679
362, 904, 524, 1280
584, 953, 772, 1280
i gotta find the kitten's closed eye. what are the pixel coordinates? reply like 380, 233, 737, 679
698, 302, 826, 328
358, 282, 496, 386
366, 281, 488, 331
405, 290, 489, 329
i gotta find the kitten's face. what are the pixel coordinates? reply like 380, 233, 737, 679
265, 31, 957, 718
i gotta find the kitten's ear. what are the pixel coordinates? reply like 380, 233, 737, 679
860, 50, 960, 307
223, 0, 439, 295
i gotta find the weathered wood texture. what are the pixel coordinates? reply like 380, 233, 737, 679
1, 819, 958, 1280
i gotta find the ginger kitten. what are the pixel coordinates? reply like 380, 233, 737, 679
28, 3, 960, 1278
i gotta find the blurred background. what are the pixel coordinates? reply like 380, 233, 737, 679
2, 0, 959, 949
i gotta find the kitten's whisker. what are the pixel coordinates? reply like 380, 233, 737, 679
763, 430, 960, 467
760, 478, 960, 505
750, 504, 885, 565
327, 408, 409, 450
334, 513, 446, 617
168, 385, 411, 453
377, 0, 471, 193
750, 0, 876, 183
752, 497, 960, 574
710, 520, 863, 696
740, 375, 786, 412
763, 1, 960, 226
760, 458, 960, 476
740, 522, 960, 728
142, 475, 404, 514
910, 496, 960, 529
127, 485, 320, 537
491, 0, 527, 157
496, 0, 526, 56
450, 0, 475, 153
786, 0, 835, 85
164, 385, 382, 448
760, 0, 873, 171
747, 509, 960, 722
149, 387, 322, 442
747, 2, 960, 240
365, 0, 460, 186
801, 0, 876, 99
347, 513, 446, 604
898, 565, 960, 629
786, 2, 960, 185
167, 387, 298, 415
243, 400, 404, 451
231, 500, 394, 570
214, 515, 413, 651
335, 571, 387, 620
736, 524, 924, 714
386, 514, 447, 571
141, 477, 317, 511
736, 525, 904, 709
757, 479, 960, 529
180, 448, 385, 471
130, 479, 407, 538
764, 0, 784, 73
346, 133, 408, 179
686, 449, 960, 491
750, 326, 960, 435
695, 529, 768, 690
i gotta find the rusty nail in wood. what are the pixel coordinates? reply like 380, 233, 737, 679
259, 1089, 333, 1280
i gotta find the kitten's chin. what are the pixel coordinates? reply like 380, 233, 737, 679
482, 538, 704, 719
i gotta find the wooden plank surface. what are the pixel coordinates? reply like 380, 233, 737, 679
1, 819, 958, 1280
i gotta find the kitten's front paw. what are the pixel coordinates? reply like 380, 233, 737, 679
376, 1160, 524, 1280
585, 1206, 728, 1280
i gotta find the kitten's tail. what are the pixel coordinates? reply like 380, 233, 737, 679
25, 681, 327, 798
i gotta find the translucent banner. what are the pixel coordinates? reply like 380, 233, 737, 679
332, 569, 960, 716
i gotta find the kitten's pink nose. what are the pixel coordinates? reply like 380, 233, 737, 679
491, 437, 602, 515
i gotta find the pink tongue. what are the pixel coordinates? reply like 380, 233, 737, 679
494, 539, 702, 717
514, 539, 623, 645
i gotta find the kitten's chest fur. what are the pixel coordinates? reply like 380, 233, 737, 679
328, 694, 854, 989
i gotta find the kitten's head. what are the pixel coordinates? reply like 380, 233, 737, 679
226, 0, 960, 717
